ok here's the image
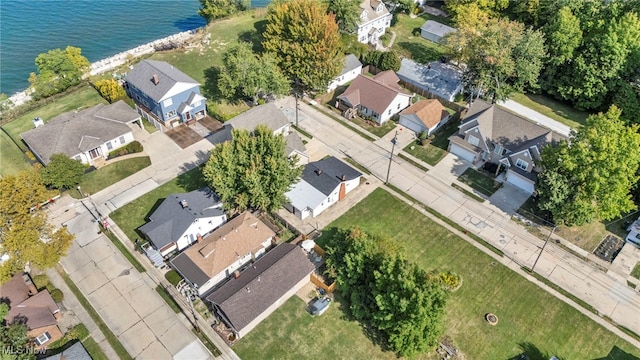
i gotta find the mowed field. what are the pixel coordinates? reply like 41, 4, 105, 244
234, 189, 640, 360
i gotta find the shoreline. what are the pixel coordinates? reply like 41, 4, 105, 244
7, 28, 201, 108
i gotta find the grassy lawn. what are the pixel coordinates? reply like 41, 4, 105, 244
457, 168, 501, 197
72, 157, 152, 198
149, 11, 264, 120
110, 167, 207, 243
47, 323, 108, 360
509, 93, 589, 129
236, 189, 640, 359
0, 84, 106, 177
102, 226, 146, 273
404, 141, 446, 166
349, 117, 397, 138
556, 222, 608, 253
632, 263, 640, 280
391, 13, 449, 64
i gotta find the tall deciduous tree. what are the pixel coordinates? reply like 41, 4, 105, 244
537, 106, 640, 226
40, 154, 86, 190
325, 227, 448, 357
217, 42, 290, 104
202, 125, 302, 213
326, 0, 360, 34
198, 0, 250, 23
28, 46, 89, 100
0, 170, 74, 284
263, 0, 343, 92
94, 79, 126, 103
443, 17, 546, 102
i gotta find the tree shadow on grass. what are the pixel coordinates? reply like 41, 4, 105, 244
396, 41, 444, 64
507, 342, 563, 360
203, 67, 223, 101
237, 20, 267, 53
175, 165, 208, 192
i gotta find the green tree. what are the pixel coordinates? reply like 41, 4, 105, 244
378, 50, 401, 71
543, 6, 582, 66
197, 0, 250, 23
263, 0, 343, 93
0, 303, 35, 360
28, 46, 89, 99
94, 79, 126, 103
0, 170, 74, 284
326, 0, 360, 34
444, 17, 546, 102
537, 106, 640, 226
202, 125, 302, 213
39, 154, 86, 190
217, 42, 290, 104
325, 227, 448, 357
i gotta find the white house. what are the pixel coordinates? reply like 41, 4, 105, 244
21, 101, 141, 166
139, 188, 227, 258
357, 0, 392, 45
327, 54, 363, 92
336, 71, 413, 124
170, 212, 276, 296
399, 99, 450, 135
285, 156, 362, 220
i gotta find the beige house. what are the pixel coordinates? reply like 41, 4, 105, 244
399, 99, 450, 135
170, 212, 276, 296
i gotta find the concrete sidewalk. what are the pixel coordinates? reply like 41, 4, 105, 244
278, 95, 640, 347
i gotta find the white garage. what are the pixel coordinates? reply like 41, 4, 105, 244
505, 169, 535, 194
399, 115, 427, 134
448, 143, 477, 163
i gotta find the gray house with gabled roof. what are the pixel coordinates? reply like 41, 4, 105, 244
206, 242, 315, 339
21, 100, 141, 166
125, 59, 207, 129
327, 54, 363, 92
448, 100, 567, 194
285, 156, 362, 220
420, 20, 456, 43
227, 102, 291, 136
138, 188, 226, 257
396, 58, 464, 102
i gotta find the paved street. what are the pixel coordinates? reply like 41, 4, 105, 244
273, 96, 640, 347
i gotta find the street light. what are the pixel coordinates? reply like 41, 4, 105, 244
385, 131, 398, 184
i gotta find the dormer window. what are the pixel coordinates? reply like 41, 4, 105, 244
515, 158, 528, 170
376, 4, 384, 12
360, 10, 367, 20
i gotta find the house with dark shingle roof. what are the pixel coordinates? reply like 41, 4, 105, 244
448, 100, 567, 193
327, 54, 363, 92
43, 341, 92, 360
399, 99, 450, 135
21, 100, 141, 166
125, 59, 207, 129
170, 211, 276, 296
396, 58, 464, 102
206, 242, 315, 339
0, 273, 63, 350
138, 188, 226, 258
336, 71, 413, 124
356, 0, 392, 44
227, 102, 290, 136
284, 156, 362, 220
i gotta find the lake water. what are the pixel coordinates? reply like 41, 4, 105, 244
0, 0, 271, 96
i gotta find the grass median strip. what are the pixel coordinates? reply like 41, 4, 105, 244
56, 266, 133, 360
343, 157, 371, 175
451, 183, 485, 202
155, 285, 181, 314
398, 153, 429, 173
292, 125, 313, 139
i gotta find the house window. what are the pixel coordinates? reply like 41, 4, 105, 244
142, 99, 148, 107
494, 145, 502, 155
35, 332, 51, 346
119, 136, 125, 144
166, 109, 177, 118
468, 135, 480, 146
397, 103, 401, 109
193, 100, 201, 107
74, 155, 82, 161
388, 109, 391, 115
106, 142, 113, 150
515, 158, 528, 170
163, 98, 173, 107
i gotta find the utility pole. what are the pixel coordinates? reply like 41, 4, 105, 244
295, 91, 299, 128
385, 131, 398, 184
532, 226, 556, 272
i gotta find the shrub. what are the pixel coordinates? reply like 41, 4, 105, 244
165, 270, 182, 286
50, 288, 64, 302
32, 274, 49, 290
108, 141, 143, 159
438, 271, 461, 291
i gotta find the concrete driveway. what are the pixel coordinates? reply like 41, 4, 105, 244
488, 182, 531, 215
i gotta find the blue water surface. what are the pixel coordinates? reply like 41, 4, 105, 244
1, 0, 270, 95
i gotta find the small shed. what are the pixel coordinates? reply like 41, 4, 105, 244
420, 20, 456, 43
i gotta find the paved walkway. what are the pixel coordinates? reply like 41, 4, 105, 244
498, 99, 573, 137
276, 96, 640, 348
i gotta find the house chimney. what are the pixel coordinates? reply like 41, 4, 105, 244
315, 169, 322, 175
152, 74, 159, 85
180, 199, 188, 208
234, 270, 241, 278
197, 234, 203, 243
341, 174, 346, 181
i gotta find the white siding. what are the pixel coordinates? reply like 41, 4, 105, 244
357, 13, 392, 44
505, 170, 535, 194
311, 187, 340, 218
399, 114, 427, 134
377, 95, 412, 124
344, 177, 361, 195
176, 215, 227, 251
449, 143, 477, 163
328, 66, 363, 92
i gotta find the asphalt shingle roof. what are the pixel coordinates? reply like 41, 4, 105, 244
400, 99, 449, 128
396, 58, 463, 101
227, 103, 290, 133
340, 54, 363, 76
125, 59, 200, 102
337, 72, 409, 115
138, 188, 224, 250
206, 243, 314, 333
21, 101, 140, 164
420, 20, 456, 38
302, 156, 362, 196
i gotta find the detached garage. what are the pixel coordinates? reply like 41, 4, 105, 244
399, 99, 450, 135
